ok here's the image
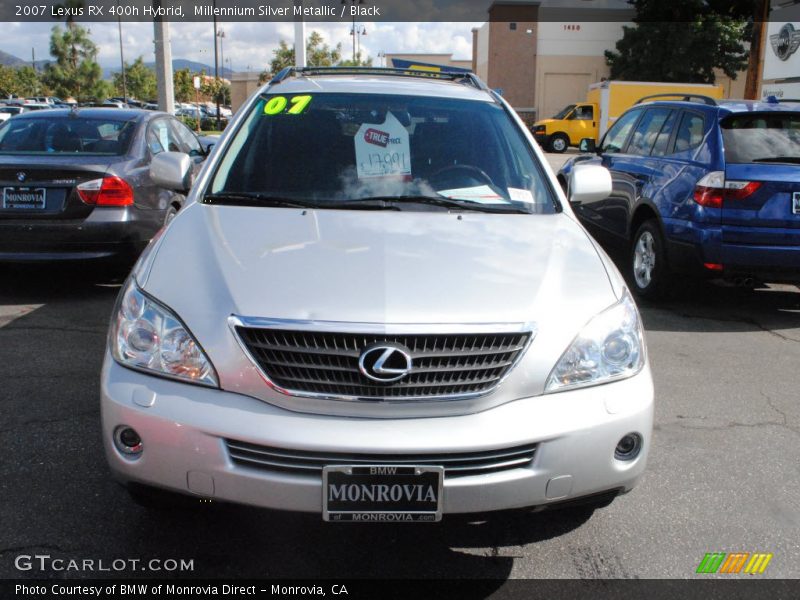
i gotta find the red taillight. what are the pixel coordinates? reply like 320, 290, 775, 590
77, 176, 133, 206
693, 172, 761, 209
703, 262, 724, 271
693, 185, 724, 209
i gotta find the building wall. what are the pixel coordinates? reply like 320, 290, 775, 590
535, 55, 610, 119
474, 22, 490, 81
760, 1, 800, 99
230, 72, 262, 114
486, 3, 539, 110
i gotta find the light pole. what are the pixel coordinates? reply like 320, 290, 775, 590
117, 0, 127, 102
212, 0, 220, 129
217, 29, 226, 79
342, 0, 364, 63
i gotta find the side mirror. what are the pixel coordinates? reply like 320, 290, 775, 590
150, 151, 192, 193
569, 163, 612, 205
579, 138, 597, 153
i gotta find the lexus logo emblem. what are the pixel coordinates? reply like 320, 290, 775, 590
358, 343, 413, 383
16, 172, 26, 182
770, 23, 800, 61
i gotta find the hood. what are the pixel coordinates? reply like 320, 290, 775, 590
140, 204, 621, 416
534, 119, 556, 127
144, 204, 615, 325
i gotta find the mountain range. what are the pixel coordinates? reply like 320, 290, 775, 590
0, 50, 235, 79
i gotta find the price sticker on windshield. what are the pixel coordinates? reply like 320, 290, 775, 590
355, 112, 411, 180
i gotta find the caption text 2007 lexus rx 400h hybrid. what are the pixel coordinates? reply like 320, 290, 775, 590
101, 67, 653, 522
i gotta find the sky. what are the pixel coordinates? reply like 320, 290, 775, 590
1, 21, 480, 73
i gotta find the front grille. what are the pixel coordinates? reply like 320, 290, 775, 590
234, 327, 532, 400
225, 439, 538, 479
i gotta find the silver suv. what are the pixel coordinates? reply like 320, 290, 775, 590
102, 67, 653, 521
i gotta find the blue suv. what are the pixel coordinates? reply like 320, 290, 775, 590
558, 96, 800, 299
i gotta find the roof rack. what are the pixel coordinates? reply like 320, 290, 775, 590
269, 66, 489, 91
635, 93, 718, 106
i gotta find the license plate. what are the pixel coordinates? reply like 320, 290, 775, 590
793, 192, 800, 215
323, 465, 443, 522
2, 187, 46, 209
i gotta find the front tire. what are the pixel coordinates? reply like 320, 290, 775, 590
630, 220, 670, 300
548, 133, 569, 153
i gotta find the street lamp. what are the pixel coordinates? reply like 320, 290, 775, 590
217, 29, 226, 79
116, 0, 127, 102
351, 25, 366, 63
342, 0, 364, 63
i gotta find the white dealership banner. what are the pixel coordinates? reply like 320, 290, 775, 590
764, 20, 800, 81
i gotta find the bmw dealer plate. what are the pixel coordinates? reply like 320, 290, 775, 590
793, 192, 800, 215
2, 187, 46, 209
322, 465, 443, 522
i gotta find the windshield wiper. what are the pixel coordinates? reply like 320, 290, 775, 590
751, 156, 800, 164
350, 195, 530, 214
203, 192, 324, 209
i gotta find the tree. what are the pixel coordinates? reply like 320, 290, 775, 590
261, 31, 353, 82
339, 51, 374, 68
173, 68, 195, 103
42, 24, 106, 100
14, 67, 42, 97
201, 77, 231, 106
113, 56, 157, 101
605, 0, 749, 83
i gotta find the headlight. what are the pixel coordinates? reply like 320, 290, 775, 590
534, 125, 546, 133
110, 278, 218, 387
545, 292, 644, 393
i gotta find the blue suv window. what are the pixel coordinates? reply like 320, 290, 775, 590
721, 112, 800, 164
673, 112, 705, 153
628, 108, 672, 156
601, 108, 643, 154
650, 110, 678, 157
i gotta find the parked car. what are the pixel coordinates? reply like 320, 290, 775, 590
0, 106, 26, 121
558, 96, 800, 298
0, 108, 209, 266
102, 67, 654, 521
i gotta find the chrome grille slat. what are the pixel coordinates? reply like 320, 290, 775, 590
225, 439, 537, 478
234, 327, 532, 400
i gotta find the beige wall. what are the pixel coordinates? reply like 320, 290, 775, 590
230, 72, 262, 114
715, 70, 748, 99
535, 55, 610, 119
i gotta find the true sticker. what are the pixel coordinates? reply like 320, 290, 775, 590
355, 112, 411, 179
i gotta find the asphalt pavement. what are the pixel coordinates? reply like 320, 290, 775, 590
0, 154, 798, 581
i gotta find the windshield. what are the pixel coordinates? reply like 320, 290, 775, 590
0, 116, 136, 155
552, 104, 576, 120
721, 112, 800, 164
209, 92, 557, 214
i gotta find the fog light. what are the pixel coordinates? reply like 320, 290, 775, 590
614, 433, 642, 461
114, 426, 143, 457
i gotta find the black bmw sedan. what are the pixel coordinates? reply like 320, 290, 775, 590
0, 108, 208, 265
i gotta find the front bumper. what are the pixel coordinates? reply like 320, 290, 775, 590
101, 355, 654, 516
533, 133, 550, 147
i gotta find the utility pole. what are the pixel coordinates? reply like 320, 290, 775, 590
117, 0, 127, 103
153, 1, 174, 114
294, 1, 306, 67
213, 0, 220, 130
744, 0, 770, 100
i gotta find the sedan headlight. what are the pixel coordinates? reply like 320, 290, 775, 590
110, 278, 218, 387
545, 292, 644, 393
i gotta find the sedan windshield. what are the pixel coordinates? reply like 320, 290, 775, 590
209, 92, 557, 214
0, 116, 136, 155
